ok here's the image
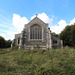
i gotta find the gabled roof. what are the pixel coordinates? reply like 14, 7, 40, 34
25, 16, 48, 26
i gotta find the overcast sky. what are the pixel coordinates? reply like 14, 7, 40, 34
0, 0, 75, 40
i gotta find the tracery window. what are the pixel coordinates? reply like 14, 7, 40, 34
30, 24, 42, 40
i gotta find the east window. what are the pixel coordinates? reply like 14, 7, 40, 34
30, 24, 42, 40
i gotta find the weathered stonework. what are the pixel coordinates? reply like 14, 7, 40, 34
12, 16, 63, 50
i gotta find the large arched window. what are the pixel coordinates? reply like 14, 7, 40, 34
30, 24, 42, 40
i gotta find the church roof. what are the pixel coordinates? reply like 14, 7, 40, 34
25, 16, 48, 26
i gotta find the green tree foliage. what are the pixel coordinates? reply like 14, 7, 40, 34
59, 24, 75, 47
0, 36, 12, 48
5, 40, 12, 48
71, 24, 75, 48
52, 32, 59, 38
0, 36, 6, 48
72, 30, 75, 48
59, 26, 72, 46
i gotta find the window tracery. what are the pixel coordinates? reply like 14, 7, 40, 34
30, 24, 42, 40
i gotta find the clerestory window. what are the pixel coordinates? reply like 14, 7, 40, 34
30, 24, 42, 40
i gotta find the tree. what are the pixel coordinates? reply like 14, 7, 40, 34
0, 36, 6, 48
52, 32, 59, 38
71, 24, 75, 48
72, 30, 75, 48
59, 24, 75, 47
0, 36, 12, 48
59, 26, 72, 47
6, 40, 12, 48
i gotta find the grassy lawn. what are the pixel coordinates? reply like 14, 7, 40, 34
0, 48, 75, 75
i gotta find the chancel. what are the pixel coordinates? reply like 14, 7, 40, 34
11, 16, 63, 49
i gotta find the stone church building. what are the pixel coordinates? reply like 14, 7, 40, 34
12, 16, 63, 50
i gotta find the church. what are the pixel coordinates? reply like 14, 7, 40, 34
12, 16, 63, 50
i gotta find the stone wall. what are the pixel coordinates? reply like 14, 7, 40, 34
22, 17, 49, 49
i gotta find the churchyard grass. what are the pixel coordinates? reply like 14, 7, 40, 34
0, 48, 75, 75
